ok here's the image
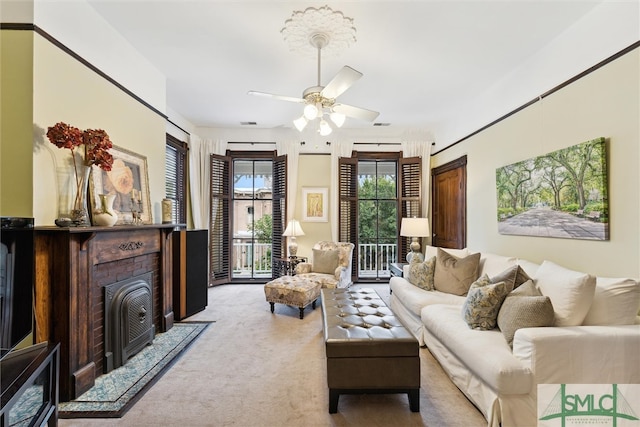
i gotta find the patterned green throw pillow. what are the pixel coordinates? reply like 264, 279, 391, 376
461, 274, 510, 330
408, 256, 436, 290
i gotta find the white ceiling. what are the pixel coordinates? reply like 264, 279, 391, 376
86, 1, 602, 144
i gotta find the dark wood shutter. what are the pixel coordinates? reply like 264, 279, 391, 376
271, 155, 287, 271
399, 156, 422, 261
165, 134, 187, 223
209, 154, 231, 285
338, 157, 358, 283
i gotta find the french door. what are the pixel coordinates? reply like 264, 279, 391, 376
209, 151, 286, 285
339, 154, 421, 282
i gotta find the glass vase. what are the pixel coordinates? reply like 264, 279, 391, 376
71, 165, 91, 227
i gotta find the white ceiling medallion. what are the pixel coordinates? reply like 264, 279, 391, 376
281, 5, 357, 58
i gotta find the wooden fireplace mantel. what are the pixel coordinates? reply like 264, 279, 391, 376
34, 223, 185, 401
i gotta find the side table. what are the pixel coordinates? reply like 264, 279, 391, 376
390, 262, 407, 278
273, 257, 307, 278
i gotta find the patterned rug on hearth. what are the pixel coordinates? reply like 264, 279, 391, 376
58, 322, 211, 418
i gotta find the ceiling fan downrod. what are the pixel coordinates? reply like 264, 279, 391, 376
310, 32, 329, 87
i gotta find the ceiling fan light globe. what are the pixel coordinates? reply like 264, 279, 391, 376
293, 116, 308, 132
303, 104, 318, 120
319, 119, 332, 136
330, 111, 346, 127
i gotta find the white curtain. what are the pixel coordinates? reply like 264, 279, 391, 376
276, 137, 301, 223
401, 131, 433, 221
330, 139, 354, 242
188, 134, 227, 229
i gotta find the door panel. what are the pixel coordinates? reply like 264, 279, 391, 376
431, 156, 466, 249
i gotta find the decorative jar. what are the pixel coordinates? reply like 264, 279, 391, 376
92, 194, 118, 227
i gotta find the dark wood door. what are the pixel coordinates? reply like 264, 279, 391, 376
431, 156, 467, 249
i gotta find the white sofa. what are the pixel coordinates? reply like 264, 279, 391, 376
389, 246, 640, 427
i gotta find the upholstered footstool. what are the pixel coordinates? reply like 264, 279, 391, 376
264, 276, 322, 319
321, 288, 420, 413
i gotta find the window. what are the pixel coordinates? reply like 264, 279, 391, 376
339, 153, 421, 281
209, 150, 286, 285
165, 134, 187, 224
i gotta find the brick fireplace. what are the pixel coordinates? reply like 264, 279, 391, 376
34, 224, 179, 401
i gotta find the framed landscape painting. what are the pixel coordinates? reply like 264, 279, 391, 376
89, 145, 152, 225
495, 137, 608, 240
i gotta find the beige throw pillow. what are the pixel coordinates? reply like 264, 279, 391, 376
491, 265, 531, 292
434, 248, 481, 296
312, 248, 339, 275
497, 280, 555, 347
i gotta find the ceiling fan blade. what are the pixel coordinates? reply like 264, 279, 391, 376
333, 103, 380, 122
247, 90, 305, 104
321, 66, 362, 99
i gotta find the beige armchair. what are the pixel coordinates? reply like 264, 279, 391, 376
294, 241, 355, 288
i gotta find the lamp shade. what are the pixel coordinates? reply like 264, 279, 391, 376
400, 217, 430, 237
318, 119, 332, 136
303, 104, 318, 120
330, 111, 346, 127
293, 116, 308, 131
283, 219, 305, 237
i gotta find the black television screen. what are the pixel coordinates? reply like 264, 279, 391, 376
0, 217, 34, 360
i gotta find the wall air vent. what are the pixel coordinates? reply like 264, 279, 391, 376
241, 121, 257, 126
373, 122, 391, 126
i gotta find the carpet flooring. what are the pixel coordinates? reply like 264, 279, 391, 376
59, 322, 210, 418
59, 283, 487, 427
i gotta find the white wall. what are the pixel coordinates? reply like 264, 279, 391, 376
32, 0, 166, 114
431, 48, 640, 278
32, 32, 166, 225
432, 0, 640, 148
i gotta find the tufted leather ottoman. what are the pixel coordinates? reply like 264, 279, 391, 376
321, 288, 420, 413
264, 275, 322, 319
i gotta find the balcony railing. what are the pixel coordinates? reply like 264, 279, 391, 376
231, 242, 398, 279
358, 243, 397, 278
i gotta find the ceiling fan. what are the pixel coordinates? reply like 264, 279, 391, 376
248, 32, 380, 135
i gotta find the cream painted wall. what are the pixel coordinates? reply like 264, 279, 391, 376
0, 30, 34, 217
431, 48, 640, 278
32, 33, 167, 225
293, 154, 332, 258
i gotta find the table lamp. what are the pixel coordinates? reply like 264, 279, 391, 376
283, 219, 305, 258
400, 217, 430, 262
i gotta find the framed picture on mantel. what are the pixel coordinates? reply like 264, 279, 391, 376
89, 145, 152, 225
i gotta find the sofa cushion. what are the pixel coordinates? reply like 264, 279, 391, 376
497, 280, 554, 347
534, 260, 596, 326
491, 265, 531, 292
478, 252, 517, 277
408, 255, 436, 290
312, 248, 339, 274
434, 249, 481, 296
389, 277, 465, 317
582, 277, 640, 325
462, 274, 509, 330
425, 245, 469, 260
422, 304, 533, 394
